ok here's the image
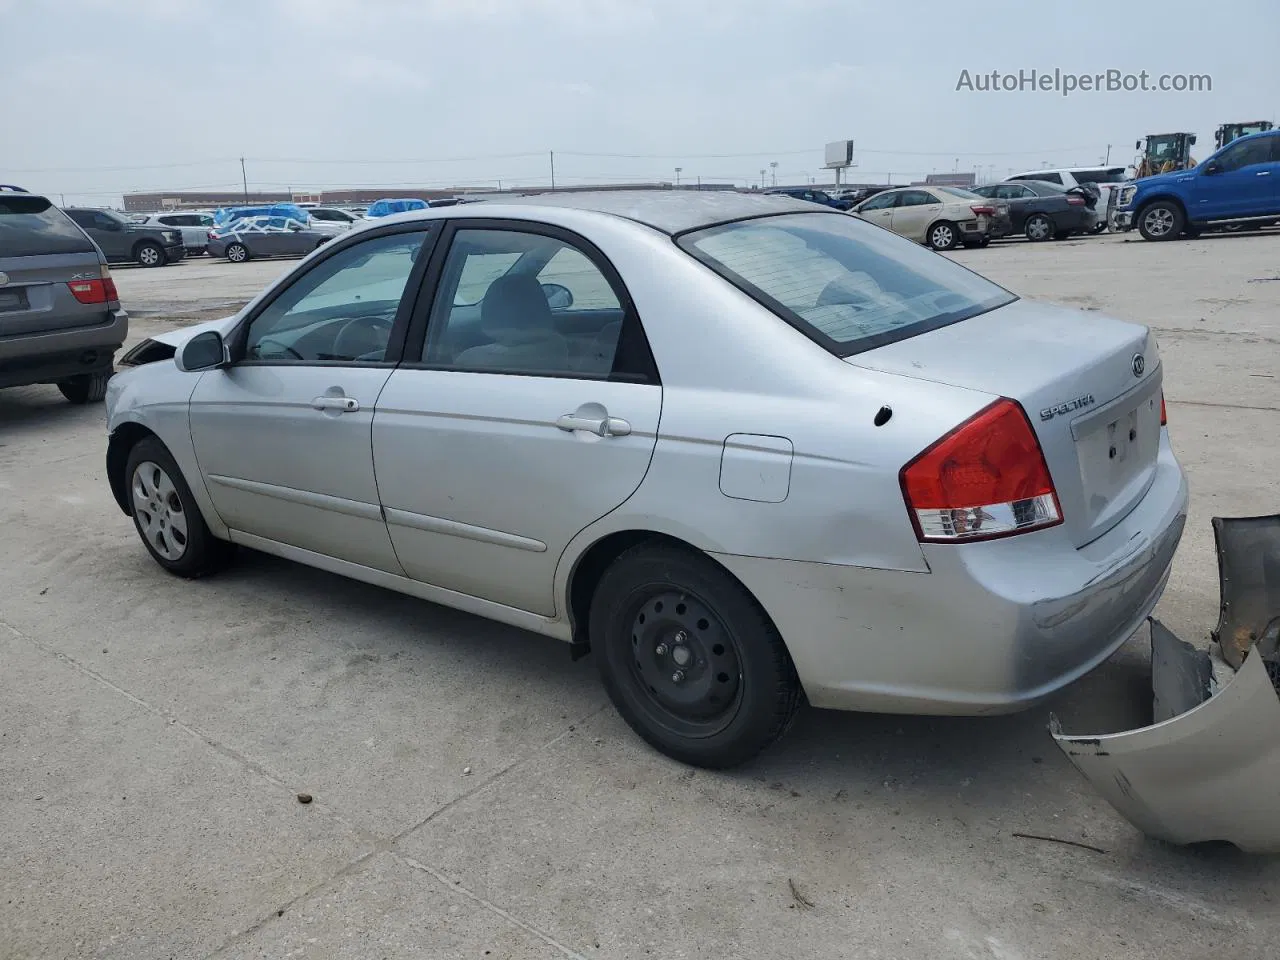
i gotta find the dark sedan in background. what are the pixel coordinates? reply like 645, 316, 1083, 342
970, 181, 1098, 241
208, 216, 332, 262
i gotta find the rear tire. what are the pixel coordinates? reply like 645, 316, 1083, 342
590, 544, 801, 768
926, 221, 960, 251
135, 241, 165, 268
1137, 201, 1184, 241
1025, 213, 1053, 242
226, 243, 249, 263
57, 371, 110, 404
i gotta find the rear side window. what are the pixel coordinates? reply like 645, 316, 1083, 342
679, 212, 1016, 357
0, 196, 95, 257
1070, 168, 1128, 184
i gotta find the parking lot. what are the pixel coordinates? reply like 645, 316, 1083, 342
2, 231, 1279, 959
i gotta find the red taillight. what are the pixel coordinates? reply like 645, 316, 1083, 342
67, 266, 118, 305
208, 229, 216, 239
970, 205, 995, 216
1160, 392, 1167, 426
1066, 195, 1086, 206
900, 398, 1062, 543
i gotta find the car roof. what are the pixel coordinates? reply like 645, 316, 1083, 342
487, 190, 825, 235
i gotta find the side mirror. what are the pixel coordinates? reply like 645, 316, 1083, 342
176, 330, 227, 372
541, 282, 573, 310
1203, 161, 1222, 176
1190, 135, 1197, 145
1135, 140, 1141, 150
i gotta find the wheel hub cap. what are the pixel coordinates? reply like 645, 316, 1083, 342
131, 461, 188, 561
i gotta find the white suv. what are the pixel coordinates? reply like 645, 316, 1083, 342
304, 207, 360, 236
1005, 167, 1130, 232
130, 211, 216, 253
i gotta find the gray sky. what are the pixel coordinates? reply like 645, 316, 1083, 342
5, 0, 1278, 204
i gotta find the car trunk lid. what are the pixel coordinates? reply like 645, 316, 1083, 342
846, 299, 1161, 548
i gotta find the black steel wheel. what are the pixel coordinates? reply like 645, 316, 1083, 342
590, 544, 801, 768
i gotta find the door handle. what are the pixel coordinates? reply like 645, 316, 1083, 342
556, 413, 631, 437
312, 396, 359, 412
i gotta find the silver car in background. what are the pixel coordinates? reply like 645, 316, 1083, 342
104, 192, 1187, 767
131, 211, 216, 254
207, 215, 331, 262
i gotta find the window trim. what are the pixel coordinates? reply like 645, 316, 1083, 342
227, 220, 440, 369
675, 211, 1017, 359
398, 217, 660, 385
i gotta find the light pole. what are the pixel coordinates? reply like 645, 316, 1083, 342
760, 168, 766, 189
770, 160, 778, 186
674, 166, 682, 188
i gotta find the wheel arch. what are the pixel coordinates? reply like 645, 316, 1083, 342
107, 421, 158, 515
131, 236, 164, 260
564, 529, 782, 656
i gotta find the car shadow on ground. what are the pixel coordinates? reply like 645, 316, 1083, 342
0, 386, 98, 433
204, 546, 1267, 875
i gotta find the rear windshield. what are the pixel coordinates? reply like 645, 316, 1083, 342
0, 195, 96, 257
1071, 169, 1128, 184
935, 186, 982, 200
678, 212, 1016, 357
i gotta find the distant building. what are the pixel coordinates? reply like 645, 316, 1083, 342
123, 182, 738, 212
920, 173, 977, 187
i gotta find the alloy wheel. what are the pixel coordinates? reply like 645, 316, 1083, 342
1142, 207, 1176, 238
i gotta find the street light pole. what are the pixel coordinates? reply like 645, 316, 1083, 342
760, 168, 766, 189
770, 160, 778, 186
674, 166, 682, 188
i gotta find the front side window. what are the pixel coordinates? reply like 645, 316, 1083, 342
679, 212, 1016, 357
243, 231, 428, 364
424, 228, 626, 377
859, 192, 898, 212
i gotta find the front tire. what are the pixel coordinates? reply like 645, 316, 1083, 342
226, 242, 249, 263
135, 241, 165, 268
926, 221, 960, 251
590, 544, 801, 768
57, 371, 110, 404
1137, 201, 1184, 241
124, 436, 234, 578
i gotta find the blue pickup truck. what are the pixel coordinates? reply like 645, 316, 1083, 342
1113, 130, 1280, 240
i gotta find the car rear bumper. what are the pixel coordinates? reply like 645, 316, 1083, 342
989, 215, 1014, 238
0, 308, 127, 387
713, 436, 1188, 715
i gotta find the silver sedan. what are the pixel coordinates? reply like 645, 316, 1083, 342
104, 192, 1188, 767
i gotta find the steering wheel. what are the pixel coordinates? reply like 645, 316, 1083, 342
332, 314, 394, 361
254, 336, 304, 360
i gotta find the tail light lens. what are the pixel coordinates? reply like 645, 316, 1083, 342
970, 205, 995, 216
900, 398, 1062, 543
1160, 392, 1167, 426
67, 266, 119, 305
1066, 195, 1086, 206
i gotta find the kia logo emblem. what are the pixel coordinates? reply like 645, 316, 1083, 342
1132, 354, 1145, 377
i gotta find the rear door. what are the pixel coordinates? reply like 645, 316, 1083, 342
0, 196, 106, 336
371, 219, 662, 617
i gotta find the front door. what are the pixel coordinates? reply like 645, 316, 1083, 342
890, 190, 944, 242
188, 226, 435, 572
372, 221, 661, 616
1190, 134, 1280, 220
855, 191, 898, 230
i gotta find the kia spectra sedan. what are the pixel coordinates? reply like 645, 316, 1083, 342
104, 191, 1187, 767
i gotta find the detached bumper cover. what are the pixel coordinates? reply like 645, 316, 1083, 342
1052, 514, 1280, 853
